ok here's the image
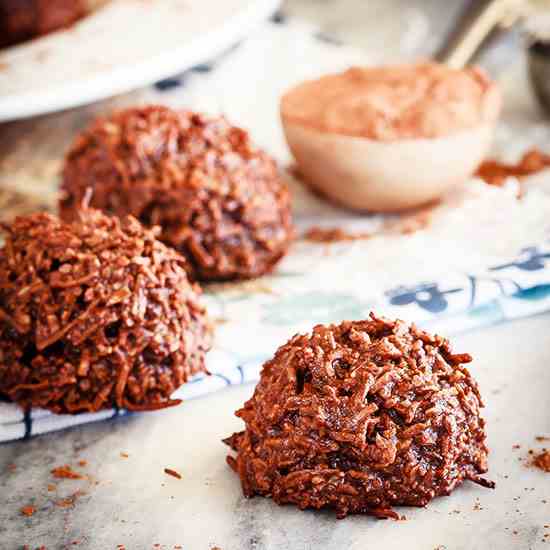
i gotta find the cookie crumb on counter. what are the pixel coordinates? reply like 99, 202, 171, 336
533, 450, 550, 472
164, 468, 182, 480
51, 465, 83, 480
20, 505, 36, 517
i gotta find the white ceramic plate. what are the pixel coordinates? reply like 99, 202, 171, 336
0, 0, 281, 122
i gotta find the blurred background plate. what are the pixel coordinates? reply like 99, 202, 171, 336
0, 0, 281, 122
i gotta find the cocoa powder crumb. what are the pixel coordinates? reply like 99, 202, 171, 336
20, 505, 36, 517
476, 148, 550, 188
55, 490, 83, 509
533, 450, 550, 472
164, 468, 182, 480
78, 460, 88, 467
303, 226, 370, 243
47, 484, 56, 492
397, 212, 431, 235
536, 436, 550, 442
120, 453, 129, 459
51, 465, 83, 480
382, 206, 433, 236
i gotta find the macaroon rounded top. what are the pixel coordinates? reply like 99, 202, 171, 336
60, 105, 294, 282
0, 208, 211, 414
225, 314, 492, 518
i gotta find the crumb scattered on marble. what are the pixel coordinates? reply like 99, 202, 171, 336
533, 450, 550, 472
120, 452, 129, 459
55, 490, 83, 509
47, 484, 56, 492
78, 460, 88, 467
20, 505, 36, 517
164, 468, 182, 480
51, 465, 84, 480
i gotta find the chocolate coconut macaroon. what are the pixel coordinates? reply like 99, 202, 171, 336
0, 0, 104, 49
225, 314, 493, 518
0, 209, 211, 414
60, 106, 294, 282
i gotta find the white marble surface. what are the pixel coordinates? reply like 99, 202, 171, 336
2, 315, 550, 549
2, 1, 550, 549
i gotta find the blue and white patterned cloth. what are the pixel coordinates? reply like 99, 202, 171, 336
2, 242, 550, 442
3, 14, 550, 442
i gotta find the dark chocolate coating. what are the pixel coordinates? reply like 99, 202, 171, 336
0, 209, 211, 414
225, 314, 493, 518
60, 106, 294, 282
0, 0, 85, 48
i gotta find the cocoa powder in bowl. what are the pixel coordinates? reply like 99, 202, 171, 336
60, 106, 294, 282
280, 62, 501, 212
0, 209, 211, 414
225, 314, 493, 518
